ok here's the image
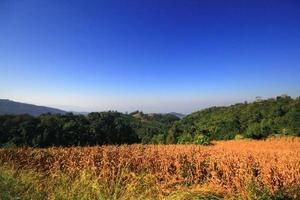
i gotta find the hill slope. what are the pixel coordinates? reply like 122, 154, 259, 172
167, 95, 300, 142
169, 112, 185, 119
0, 99, 66, 116
130, 111, 180, 123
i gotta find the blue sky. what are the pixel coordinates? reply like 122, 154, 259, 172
1, 0, 300, 113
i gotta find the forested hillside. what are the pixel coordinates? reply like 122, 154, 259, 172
129, 111, 180, 144
166, 95, 300, 143
0, 111, 180, 147
0, 95, 299, 147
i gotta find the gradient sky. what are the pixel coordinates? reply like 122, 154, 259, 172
1, 0, 300, 113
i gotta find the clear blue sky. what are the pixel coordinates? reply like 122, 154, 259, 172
1, 0, 300, 113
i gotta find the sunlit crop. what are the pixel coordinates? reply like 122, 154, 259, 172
1, 137, 299, 199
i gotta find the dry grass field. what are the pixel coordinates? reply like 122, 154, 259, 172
1, 137, 300, 199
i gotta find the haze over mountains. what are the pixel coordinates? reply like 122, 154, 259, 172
0, 99, 185, 118
0, 99, 66, 116
0, 95, 299, 147
168, 112, 185, 119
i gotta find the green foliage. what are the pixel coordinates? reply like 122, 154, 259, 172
193, 133, 211, 145
169, 95, 300, 141
165, 190, 224, 200
177, 133, 193, 144
289, 103, 300, 136
246, 123, 266, 139
0, 164, 46, 200
0, 163, 129, 200
234, 134, 245, 140
151, 134, 165, 144
1, 163, 298, 200
0, 112, 140, 147
0, 95, 299, 147
246, 181, 300, 200
0, 163, 222, 200
0, 111, 181, 147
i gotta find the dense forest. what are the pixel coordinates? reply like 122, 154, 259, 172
167, 95, 300, 144
0, 95, 299, 147
0, 111, 179, 147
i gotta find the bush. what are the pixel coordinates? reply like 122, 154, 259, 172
177, 133, 193, 144
193, 134, 211, 145
246, 123, 267, 139
235, 134, 245, 140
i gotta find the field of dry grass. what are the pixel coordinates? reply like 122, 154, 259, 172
1, 137, 300, 199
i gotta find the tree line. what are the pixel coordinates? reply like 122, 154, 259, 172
0, 95, 299, 147
166, 95, 300, 144
0, 111, 179, 147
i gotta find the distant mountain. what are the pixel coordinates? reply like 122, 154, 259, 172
169, 112, 186, 119
0, 99, 66, 116
71, 111, 90, 115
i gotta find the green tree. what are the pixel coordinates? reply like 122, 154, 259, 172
290, 103, 300, 136
193, 133, 211, 145
177, 132, 193, 144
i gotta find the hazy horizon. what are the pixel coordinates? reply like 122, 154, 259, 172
2, 94, 299, 114
1, 0, 300, 113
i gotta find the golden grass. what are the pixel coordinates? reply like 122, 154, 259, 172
1, 137, 300, 199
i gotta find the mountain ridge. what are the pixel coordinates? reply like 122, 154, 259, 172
0, 99, 66, 116
0, 99, 185, 118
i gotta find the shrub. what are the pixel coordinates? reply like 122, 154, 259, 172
193, 133, 211, 145
246, 123, 267, 139
234, 134, 245, 140
177, 133, 193, 144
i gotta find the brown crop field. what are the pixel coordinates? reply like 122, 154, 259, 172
1, 137, 300, 199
